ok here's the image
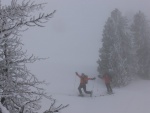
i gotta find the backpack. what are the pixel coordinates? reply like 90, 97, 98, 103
82, 75, 88, 84
108, 73, 112, 81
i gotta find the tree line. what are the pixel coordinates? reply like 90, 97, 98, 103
97, 9, 150, 87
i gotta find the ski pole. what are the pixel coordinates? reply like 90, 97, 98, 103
92, 77, 96, 92
73, 73, 77, 93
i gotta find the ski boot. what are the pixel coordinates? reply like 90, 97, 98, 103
78, 94, 84, 97
90, 91, 93, 97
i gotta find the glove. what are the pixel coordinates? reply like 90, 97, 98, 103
92, 77, 96, 80
98, 75, 103, 79
75, 72, 78, 75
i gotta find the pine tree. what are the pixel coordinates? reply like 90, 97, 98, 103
97, 9, 133, 86
0, 0, 68, 113
131, 11, 150, 79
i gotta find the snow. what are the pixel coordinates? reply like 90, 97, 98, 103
1, 68, 150, 113
24, 60, 150, 113
51, 79, 150, 113
0, 1, 150, 113
36, 63, 150, 113
0, 103, 10, 113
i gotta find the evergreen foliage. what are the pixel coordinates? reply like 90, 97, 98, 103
97, 9, 134, 87
131, 11, 150, 79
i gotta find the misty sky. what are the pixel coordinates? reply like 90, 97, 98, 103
1, 0, 150, 79
22, 0, 150, 64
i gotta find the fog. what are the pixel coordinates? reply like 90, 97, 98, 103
2, 0, 150, 80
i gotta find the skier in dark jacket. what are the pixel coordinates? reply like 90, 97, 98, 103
102, 73, 113, 94
75, 72, 96, 96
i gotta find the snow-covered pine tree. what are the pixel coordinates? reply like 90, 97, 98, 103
97, 9, 133, 87
0, 0, 68, 113
131, 11, 150, 79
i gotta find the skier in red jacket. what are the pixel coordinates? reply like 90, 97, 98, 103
102, 73, 113, 94
75, 72, 96, 96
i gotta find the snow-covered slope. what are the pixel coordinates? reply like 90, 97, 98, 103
25, 62, 150, 113
39, 68, 150, 113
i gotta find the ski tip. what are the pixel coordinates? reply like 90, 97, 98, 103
78, 94, 84, 97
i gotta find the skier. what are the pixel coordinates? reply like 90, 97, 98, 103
75, 72, 96, 96
101, 73, 113, 94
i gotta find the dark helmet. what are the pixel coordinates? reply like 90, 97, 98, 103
81, 73, 85, 76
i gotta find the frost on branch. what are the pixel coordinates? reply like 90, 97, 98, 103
43, 99, 69, 113
0, 0, 56, 35
0, 0, 68, 113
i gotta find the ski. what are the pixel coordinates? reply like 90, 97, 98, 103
78, 94, 84, 97
68, 92, 114, 97
92, 92, 114, 97
68, 94, 92, 97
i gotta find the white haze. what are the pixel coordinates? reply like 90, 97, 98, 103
1, 0, 150, 113
19, 0, 150, 80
